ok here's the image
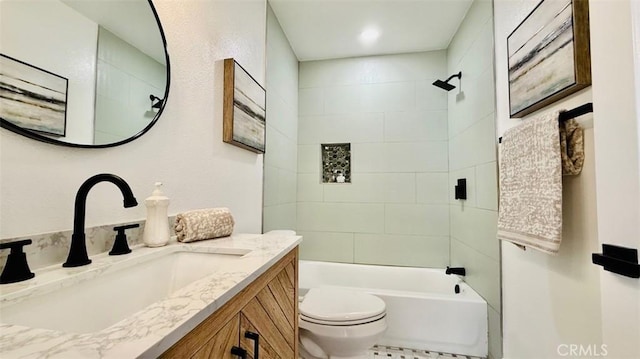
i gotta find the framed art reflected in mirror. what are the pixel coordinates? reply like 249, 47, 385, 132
0, 54, 68, 137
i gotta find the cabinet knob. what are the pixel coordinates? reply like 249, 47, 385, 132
230, 346, 247, 359
245, 331, 259, 359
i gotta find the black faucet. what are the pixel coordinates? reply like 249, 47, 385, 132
63, 174, 138, 268
446, 266, 466, 276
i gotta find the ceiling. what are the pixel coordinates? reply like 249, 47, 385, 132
269, 0, 473, 61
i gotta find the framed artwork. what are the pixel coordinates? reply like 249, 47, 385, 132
223, 58, 266, 153
507, 0, 591, 118
0, 54, 68, 136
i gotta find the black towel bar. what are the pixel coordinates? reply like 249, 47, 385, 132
592, 244, 640, 279
498, 103, 593, 143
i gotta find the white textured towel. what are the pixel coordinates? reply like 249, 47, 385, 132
497, 111, 563, 255
174, 208, 235, 243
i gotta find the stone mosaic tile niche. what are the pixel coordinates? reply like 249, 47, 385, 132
321, 143, 351, 183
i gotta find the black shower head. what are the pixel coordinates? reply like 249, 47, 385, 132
432, 71, 462, 91
432, 79, 456, 91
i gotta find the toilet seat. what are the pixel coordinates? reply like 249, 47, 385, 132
300, 287, 386, 326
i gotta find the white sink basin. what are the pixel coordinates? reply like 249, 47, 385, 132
0, 247, 250, 333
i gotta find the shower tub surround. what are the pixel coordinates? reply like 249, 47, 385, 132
0, 233, 301, 358
299, 260, 488, 358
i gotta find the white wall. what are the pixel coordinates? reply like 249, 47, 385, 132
263, 4, 298, 233
0, 0, 267, 238
296, 51, 450, 267
94, 27, 166, 145
590, 0, 640, 357
446, 1, 500, 358
495, 1, 603, 358
0, 0, 97, 144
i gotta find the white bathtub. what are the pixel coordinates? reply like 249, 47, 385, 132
298, 260, 488, 358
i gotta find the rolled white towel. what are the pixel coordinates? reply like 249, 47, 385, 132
174, 208, 234, 243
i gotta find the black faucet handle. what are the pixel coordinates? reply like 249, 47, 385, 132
109, 224, 140, 256
0, 239, 35, 284
114, 223, 140, 232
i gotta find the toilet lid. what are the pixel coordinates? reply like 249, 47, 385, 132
300, 287, 386, 323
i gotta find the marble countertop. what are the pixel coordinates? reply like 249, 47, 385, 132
0, 232, 302, 358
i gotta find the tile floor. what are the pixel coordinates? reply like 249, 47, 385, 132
366, 345, 486, 359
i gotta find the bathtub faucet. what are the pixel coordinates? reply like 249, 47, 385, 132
446, 266, 466, 276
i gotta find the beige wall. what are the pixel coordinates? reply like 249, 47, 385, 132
0, 0, 267, 238
494, 0, 603, 358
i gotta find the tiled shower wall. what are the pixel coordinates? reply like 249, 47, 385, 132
94, 27, 166, 145
296, 52, 451, 267
446, 1, 501, 358
263, 4, 299, 232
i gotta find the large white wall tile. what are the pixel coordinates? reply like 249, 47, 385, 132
299, 113, 384, 145
324, 84, 364, 114
298, 231, 354, 263
324, 174, 385, 203
385, 142, 449, 172
385, 204, 449, 236
266, 89, 298, 140
362, 82, 416, 112
299, 88, 324, 116
476, 161, 498, 210
354, 234, 449, 267
297, 202, 384, 233
298, 145, 320, 174
446, 0, 493, 69
416, 173, 450, 204
383, 173, 416, 203
450, 238, 501, 310
297, 173, 323, 202
267, 129, 297, 172
263, 164, 279, 207
416, 80, 449, 111
351, 143, 386, 173
263, 203, 296, 232
449, 114, 497, 171
488, 305, 503, 359
450, 206, 499, 260
384, 110, 448, 142
277, 168, 297, 204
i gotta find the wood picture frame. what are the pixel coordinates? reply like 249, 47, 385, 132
223, 58, 266, 153
507, 0, 591, 118
0, 54, 68, 136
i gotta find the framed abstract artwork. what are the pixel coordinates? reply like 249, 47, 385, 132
223, 58, 266, 153
507, 0, 591, 118
0, 54, 68, 136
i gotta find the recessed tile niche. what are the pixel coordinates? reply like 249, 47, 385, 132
321, 143, 351, 183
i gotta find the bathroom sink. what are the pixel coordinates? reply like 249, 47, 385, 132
0, 247, 251, 333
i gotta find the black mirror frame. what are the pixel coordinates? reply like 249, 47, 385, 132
0, 0, 171, 149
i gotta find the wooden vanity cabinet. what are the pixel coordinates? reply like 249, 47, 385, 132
161, 248, 298, 359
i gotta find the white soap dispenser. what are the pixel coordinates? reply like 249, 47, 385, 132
143, 182, 170, 247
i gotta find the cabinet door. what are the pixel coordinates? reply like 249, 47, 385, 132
191, 315, 239, 359
240, 261, 297, 359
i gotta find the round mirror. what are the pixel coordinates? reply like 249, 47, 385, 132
0, 0, 170, 148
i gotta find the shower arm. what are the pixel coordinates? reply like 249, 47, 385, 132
445, 72, 462, 83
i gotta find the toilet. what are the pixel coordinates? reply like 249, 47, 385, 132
299, 287, 387, 359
